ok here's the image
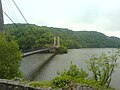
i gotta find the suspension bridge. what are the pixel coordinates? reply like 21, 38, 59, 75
0, 0, 60, 57
0, 0, 61, 83
23, 36, 60, 57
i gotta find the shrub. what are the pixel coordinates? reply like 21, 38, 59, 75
87, 49, 120, 88
0, 33, 22, 79
29, 81, 51, 88
51, 75, 72, 88
51, 63, 88, 88
60, 62, 88, 79
58, 45, 68, 54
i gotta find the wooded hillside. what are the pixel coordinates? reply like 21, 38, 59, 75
5, 24, 120, 52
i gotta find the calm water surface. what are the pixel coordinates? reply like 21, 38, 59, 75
22, 48, 120, 90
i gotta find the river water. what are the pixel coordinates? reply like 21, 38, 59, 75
21, 48, 120, 90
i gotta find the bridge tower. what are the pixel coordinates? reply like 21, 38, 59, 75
53, 36, 60, 48
0, 0, 4, 33
57, 36, 60, 47
53, 37, 56, 47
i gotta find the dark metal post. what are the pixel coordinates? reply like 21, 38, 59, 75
0, 0, 4, 33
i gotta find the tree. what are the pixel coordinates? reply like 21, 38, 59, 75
51, 63, 88, 89
87, 49, 120, 88
5, 24, 120, 51
0, 33, 22, 79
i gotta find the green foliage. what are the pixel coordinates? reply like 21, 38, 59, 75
51, 75, 72, 88
5, 24, 54, 52
87, 49, 120, 88
75, 78, 102, 89
29, 81, 51, 88
76, 78, 115, 90
51, 61, 116, 89
62, 63, 88, 79
5, 24, 120, 52
28, 58, 117, 90
0, 33, 22, 79
58, 45, 68, 54
51, 63, 88, 88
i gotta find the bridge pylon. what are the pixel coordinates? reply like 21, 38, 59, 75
0, 0, 4, 33
53, 36, 60, 48
57, 36, 60, 48
53, 37, 56, 47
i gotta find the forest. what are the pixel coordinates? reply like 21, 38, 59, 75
5, 24, 120, 52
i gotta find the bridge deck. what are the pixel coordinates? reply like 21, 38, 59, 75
23, 48, 51, 57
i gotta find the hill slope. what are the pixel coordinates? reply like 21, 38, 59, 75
5, 24, 120, 51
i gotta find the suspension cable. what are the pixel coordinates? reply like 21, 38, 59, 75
11, 0, 37, 37
3, 11, 15, 24
12, 0, 28, 23
3, 0, 43, 50
3, 10, 30, 40
6, 0, 19, 23
3, 0, 37, 39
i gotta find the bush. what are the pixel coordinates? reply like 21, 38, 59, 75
51, 63, 88, 88
0, 33, 22, 79
87, 49, 120, 88
58, 45, 68, 54
65, 65, 88, 79
29, 81, 51, 88
75, 78, 101, 89
51, 61, 116, 90
60, 62, 88, 79
51, 75, 72, 88
28, 60, 116, 90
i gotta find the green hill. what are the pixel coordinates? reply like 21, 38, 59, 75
5, 24, 120, 52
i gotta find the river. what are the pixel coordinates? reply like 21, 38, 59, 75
21, 48, 120, 90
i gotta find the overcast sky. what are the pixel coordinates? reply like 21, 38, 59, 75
2, 0, 120, 37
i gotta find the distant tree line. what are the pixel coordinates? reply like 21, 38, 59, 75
5, 24, 120, 52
